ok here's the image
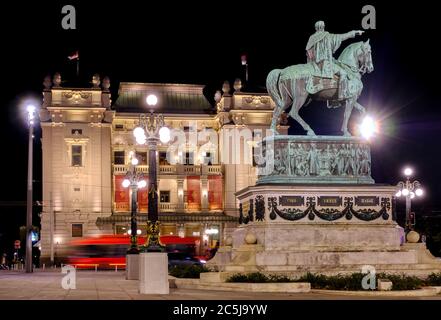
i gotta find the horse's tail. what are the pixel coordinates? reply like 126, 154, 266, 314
266, 69, 283, 107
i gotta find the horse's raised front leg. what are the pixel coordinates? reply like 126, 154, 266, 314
354, 101, 366, 114
341, 99, 355, 136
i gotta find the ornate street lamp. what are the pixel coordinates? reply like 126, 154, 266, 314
26, 104, 37, 273
122, 153, 147, 253
395, 167, 424, 232
133, 94, 170, 252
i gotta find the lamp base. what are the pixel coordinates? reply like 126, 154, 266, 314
126, 254, 139, 280
142, 220, 165, 252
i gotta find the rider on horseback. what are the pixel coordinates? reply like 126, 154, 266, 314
306, 21, 364, 99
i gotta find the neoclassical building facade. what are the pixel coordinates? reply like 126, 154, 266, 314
38, 75, 287, 262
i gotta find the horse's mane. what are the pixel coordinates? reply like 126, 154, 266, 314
338, 41, 363, 68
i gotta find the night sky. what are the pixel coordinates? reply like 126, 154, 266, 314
0, 1, 440, 253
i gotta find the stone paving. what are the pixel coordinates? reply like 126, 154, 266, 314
1, 269, 441, 300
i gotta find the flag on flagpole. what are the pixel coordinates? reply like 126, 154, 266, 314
68, 51, 79, 60
68, 51, 80, 77
241, 54, 248, 82
241, 54, 247, 65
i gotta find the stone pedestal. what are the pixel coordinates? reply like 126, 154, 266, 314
216, 182, 441, 276
206, 246, 232, 271
126, 254, 139, 280
139, 252, 169, 295
203, 135, 441, 278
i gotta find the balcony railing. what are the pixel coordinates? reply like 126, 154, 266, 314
113, 164, 148, 174
202, 164, 222, 175
159, 203, 177, 212
159, 165, 176, 174
113, 164, 222, 176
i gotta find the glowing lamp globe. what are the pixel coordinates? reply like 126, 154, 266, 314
159, 126, 171, 143
133, 127, 145, 139
137, 180, 147, 189
404, 167, 413, 177
415, 188, 423, 197
135, 135, 146, 145
27, 104, 36, 116
131, 157, 139, 166
401, 188, 409, 196
122, 179, 131, 188
137, 229, 142, 235
359, 116, 377, 139
146, 94, 158, 106
395, 190, 402, 197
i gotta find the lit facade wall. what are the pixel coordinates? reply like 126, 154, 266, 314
39, 81, 286, 262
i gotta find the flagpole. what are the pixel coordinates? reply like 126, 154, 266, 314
77, 55, 79, 78
245, 63, 248, 82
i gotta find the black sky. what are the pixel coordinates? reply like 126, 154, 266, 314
0, 1, 440, 251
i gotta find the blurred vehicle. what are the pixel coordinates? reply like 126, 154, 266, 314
167, 252, 205, 270
65, 234, 201, 269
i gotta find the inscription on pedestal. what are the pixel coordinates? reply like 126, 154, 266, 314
355, 196, 379, 206
279, 196, 304, 206
318, 196, 342, 207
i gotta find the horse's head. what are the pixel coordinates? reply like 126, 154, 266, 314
358, 40, 373, 74
338, 40, 374, 74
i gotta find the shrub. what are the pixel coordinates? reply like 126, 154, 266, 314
267, 274, 292, 283
227, 272, 269, 283
295, 272, 424, 291
426, 273, 441, 286
376, 273, 424, 290
225, 271, 431, 291
226, 274, 250, 283
169, 265, 210, 279
295, 273, 366, 290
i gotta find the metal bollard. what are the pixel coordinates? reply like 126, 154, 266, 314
95, 265, 97, 272
115, 265, 118, 272
42, 264, 45, 270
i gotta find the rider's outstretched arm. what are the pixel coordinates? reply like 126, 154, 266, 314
339, 30, 364, 42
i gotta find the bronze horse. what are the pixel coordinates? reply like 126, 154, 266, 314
266, 41, 373, 136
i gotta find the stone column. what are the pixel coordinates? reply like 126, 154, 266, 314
201, 176, 208, 212
177, 177, 184, 213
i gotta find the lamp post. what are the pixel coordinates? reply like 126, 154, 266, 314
26, 105, 36, 273
395, 167, 424, 232
133, 94, 170, 252
122, 153, 146, 254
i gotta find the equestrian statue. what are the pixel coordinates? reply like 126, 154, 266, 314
266, 21, 373, 136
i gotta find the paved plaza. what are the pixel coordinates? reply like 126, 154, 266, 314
0, 270, 440, 300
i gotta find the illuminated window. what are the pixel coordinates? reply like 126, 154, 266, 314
72, 224, 83, 237
203, 152, 212, 165
114, 151, 125, 165
135, 151, 148, 165
160, 191, 170, 203
71, 145, 82, 166
185, 152, 194, 165
159, 151, 169, 165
